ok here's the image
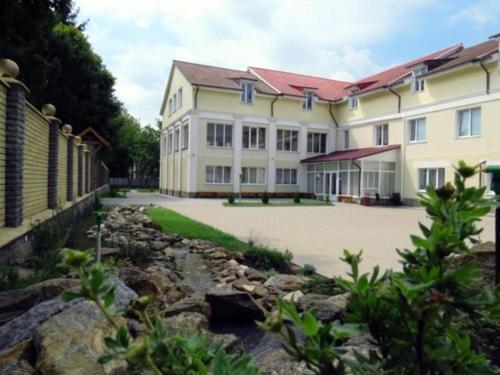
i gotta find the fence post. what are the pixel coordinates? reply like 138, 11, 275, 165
4, 60, 27, 227
44, 104, 60, 209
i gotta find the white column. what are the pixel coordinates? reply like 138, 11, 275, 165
233, 116, 243, 193
299, 123, 308, 192
268, 119, 277, 193
188, 113, 199, 194
177, 122, 182, 194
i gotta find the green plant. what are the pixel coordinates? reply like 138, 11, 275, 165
325, 195, 330, 204
284, 248, 294, 263
301, 277, 344, 296
245, 246, 292, 273
61, 249, 262, 375
228, 193, 235, 204
0, 264, 19, 291
261, 192, 269, 204
302, 263, 317, 276
293, 192, 301, 204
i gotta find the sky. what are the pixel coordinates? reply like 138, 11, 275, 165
75, 0, 500, 126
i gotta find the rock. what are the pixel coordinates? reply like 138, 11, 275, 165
252, 285, 269, 298
150, 240, 168, 251
0, 359, 35, 374
0, 278, 79, 325
206, 289, 267, 323
283, 290, 304, 302
264, 274, 307, 292
258, 348, 309, 375
163, 295, 211, 319
100, 247, 120, 257
238, 284, 256, 293
34, 301, 125, 375
209, 334, 244, 355
246, 268, 268, 282
227, 259, 239, 267
118, 266, 168, 308
297, 293, 349, 323
211, 250, 228, 259
0, 339, 34, 368
342, 334, 379, 360
163, 312, 208, 334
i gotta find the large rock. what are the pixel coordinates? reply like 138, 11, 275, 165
258, 348, 309, 375
263, 274, 307, 292
209, 334, 244, 355
34, 301, 125, 375
0, 339, 34, 374
0, 278, 79, 325
163, 295, 211, 319
163, 312, 208, 334
206, 288, 267, 323
0, 359, 35, 374
297, 293, 349, 323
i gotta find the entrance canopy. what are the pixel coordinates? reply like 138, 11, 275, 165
301, 144, 400, 164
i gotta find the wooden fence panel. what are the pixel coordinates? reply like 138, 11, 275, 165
0, 84, 7, 227
57, 132, 67, 204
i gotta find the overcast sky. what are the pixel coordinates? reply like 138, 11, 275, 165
75, 0, 500, 126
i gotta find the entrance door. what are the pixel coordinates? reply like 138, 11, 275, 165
325, 172, 338, 201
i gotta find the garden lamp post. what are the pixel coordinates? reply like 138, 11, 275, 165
484, 166, 500, 285
94, 210, 107, 263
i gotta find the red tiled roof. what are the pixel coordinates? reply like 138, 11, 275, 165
249, 66, 351, 101
301, 145, 400, 163
174, 60, 277, 95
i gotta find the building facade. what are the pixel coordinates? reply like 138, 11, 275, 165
159, 36, 500, 204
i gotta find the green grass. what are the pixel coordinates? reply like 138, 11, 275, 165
101, 188, 128, 198
146, 207, 291, 272
135, 187, 159, 193
223, 199, 331, 207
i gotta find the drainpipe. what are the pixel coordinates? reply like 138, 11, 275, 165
270, 94, 282, 117
388, 85, 401, 113
328, 101, 339, 128
352, 159, 362, 197
479, 60, 490, 94
194, 85, 200, 109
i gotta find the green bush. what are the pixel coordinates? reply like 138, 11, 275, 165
324, 195, 330, 204
301, 263, 316, 276
245, 246, 292, 273
261, 192, 269, 204
293, 192, 301, 204
0, 264, 19, 291
228, 193, 235, 204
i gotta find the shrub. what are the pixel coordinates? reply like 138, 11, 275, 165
324, 195, 330, 204
0, 264, 19, 291
228, 193, 235, 204
245, 246, 291, 273
293, 192, 301, 204
301, 263, 316, 276
261, 192, 269, 204
62, 249, 262, 374
283, 248, 294, 263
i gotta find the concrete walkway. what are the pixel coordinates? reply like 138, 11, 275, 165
103, 191, 495, 277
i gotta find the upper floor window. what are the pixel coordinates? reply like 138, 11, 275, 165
343, 129, 350, 149
177, 88, 183, 109
412, 66, 427, 92
277, 129, 299, 152
241, 167, 266, 185
375, 124, 389, 146
172, 93, 177, 112
276, 168, 298, 185
348, 96, 358, 110
167, 132, 173, 153
409, 118, 426, 143
161, 135, 167, 157
182, 125, 189, 149
174, 129, 180, 151
458, 107, 481, 138
302, 91, 314, 111
418, 168, 444, 190
240, 82, 254, 104
207, 123, 233, 148
206, 166, 232, 184
307, 132, 327, 153
243, 126, 266, 150
168, 99, 173, 114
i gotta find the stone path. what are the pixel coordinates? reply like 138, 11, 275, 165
103, 191, 495, 277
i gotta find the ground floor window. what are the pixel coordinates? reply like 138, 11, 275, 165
418, 168, 444, 190
241, 167, 266, 184
206, 165, 232, 184
276, 168, 298, 185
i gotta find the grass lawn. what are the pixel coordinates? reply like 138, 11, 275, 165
100, 188, 128, 198
135, 187, 159, 193
223, 199, 332, 207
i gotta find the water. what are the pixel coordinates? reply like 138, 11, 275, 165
173, 249, 215, 295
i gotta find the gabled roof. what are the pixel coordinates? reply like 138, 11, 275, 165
301, 145, 400, 163
77, 127, 110, 148
249, 66, 351, 101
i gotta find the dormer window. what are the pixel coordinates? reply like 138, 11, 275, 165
412, 66, 427, 92
348, 96, 358, 110
240, 82, 254, 104
302, 91, 314, 111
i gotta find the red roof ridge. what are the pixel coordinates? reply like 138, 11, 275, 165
249, 66, 351, 85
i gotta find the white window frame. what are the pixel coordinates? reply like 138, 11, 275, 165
242, 125, 266, 150
277, 129, 299, 152
182, 125, 189, 149
174, 129, 180, 151
177, 88, 183, 109
240, 82, 254, 104
307, 132, 327, 154
241, 167, 266, 185
302, 91, 314, 111
417, 168, 445, 191
412, 66, 427, 93
276, 168, 298, 185
168, 99, 173, 114
172, 93, 177, 113
457, 107, 481, 138
374, 124, 389, 146
343, 129, 350, 150
206, 165, 232, 184
207, 123, 233, 148
348, 96, 358, 110
167, 132, 173, 153
409, 117, 427, 143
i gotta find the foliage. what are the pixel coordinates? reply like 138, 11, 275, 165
261, 192, 270, 204
245, 246, 292, 273
61, 249, 262, 374
302, 263, 317, 276
284, 249, 294, 263
0, 264, 19, 291
105, 187, 128, 198
294, 192, 301, 204
324, 195, 330, 204
228, 193, 235, 204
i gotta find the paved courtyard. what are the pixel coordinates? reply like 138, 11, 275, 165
104, 192, 495, 277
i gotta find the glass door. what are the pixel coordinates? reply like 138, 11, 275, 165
330, 172, 337, 201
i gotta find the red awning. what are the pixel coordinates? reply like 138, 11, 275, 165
301, 144, 400, 163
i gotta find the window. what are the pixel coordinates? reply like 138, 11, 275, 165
343, 130, 350, 149
168, 99, 173, 114
276, 168, 298, 185
182, 126, 189, 149
177, 88, 182, 109
277, 129, 299, 152
302, 91, 314, 111
409, 118, 426, 142
172, 93, 177, 112
307, 132, 327, 153
206, 166, 232, 184
241, 167, 266, 184
161, 135, 167, 156
458, 108, 481, 138
243, 126, 266, 150
375, 124, 389, 146
167, 132, 173, 153
412, 66, 427, 92
240, 82, 254, 104
348, 96, 358, 110
174, 129, 180, 151
207, 123, 233, 147
418, 168, 445, 190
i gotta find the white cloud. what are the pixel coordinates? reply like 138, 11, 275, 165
76, 0, 434, 125
448, 0, 500, 28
